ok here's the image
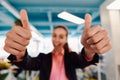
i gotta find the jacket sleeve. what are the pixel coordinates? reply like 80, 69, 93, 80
71, 48, 99, 69
8, 49, 43, 70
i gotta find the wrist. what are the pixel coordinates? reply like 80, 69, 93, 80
16, 50, 26, 61
84, 47, 95, 61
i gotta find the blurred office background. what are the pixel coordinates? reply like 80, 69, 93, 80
0, 0, 120, 80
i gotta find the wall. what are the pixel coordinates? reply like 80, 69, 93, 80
100, 0, 116, 80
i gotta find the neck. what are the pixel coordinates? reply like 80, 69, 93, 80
54, 47, 63, 55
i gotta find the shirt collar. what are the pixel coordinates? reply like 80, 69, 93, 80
52, 48, 64, 56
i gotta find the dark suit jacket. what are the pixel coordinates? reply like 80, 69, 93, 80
8, 48, 98, 80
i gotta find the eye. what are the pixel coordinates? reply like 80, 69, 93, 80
52, 34, 56, 38
60, 35, 64, 39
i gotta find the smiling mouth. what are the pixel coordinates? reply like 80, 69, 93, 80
54, 43, 62, 47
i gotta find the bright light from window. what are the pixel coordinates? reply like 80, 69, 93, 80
107, 0, 120, 10
58, 11, 85, 25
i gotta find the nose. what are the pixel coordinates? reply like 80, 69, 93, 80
55, 37, 60, 43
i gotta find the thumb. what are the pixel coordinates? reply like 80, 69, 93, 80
84, 13, 92, 30
20, 9, 30, 30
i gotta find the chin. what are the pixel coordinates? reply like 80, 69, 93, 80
54, 45, 62, 49
53, 43, 64, 48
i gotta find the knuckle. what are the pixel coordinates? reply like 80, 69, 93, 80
97, 49, 103, 54
16, 45, 24, 51
5, 39, 7, 44
27, 34, 31, 39
17, 45, 26, 51
11, 50, 20, 56
93, 26, 100, 30
95, 25, 101, 29
6, 32, 11, 37
21, 38, 26, 43
4, 46, 10, 53
22, 40, 29, 46
14, 51, 20, 56
107, 37, 110, 42
86, 32, 91, 37
28, 33, 32, 39
3, 46, 7, 51
91, 36, 97, 43
14, 25, 21, 29
95, 44, 101, 50
12, 26, 17, 31
5, 39, 10, 45
4, 45, 20, 56
109, 44, 112, 49
21, 46, 26, 51
103, 30, 108, 35
25, 40, 30, 46
5, 39, 13, 46
25, 31, 32, 40
93, 44, 102, 53
106, 35, 109, 39
107, 43, 112, 49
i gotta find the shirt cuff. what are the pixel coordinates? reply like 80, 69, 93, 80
81, 48, 99, 64
7, 49, 28, 63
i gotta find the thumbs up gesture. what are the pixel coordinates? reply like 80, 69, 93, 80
81, 14, 112, 59
4, 10, 32, 61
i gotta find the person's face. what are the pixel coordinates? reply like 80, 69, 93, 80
52, 28, 67, 49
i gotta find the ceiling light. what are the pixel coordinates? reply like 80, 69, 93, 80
58, 11, 85, 25
107, 0, 120, 10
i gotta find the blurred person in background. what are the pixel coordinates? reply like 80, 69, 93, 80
4, 10, 111, 80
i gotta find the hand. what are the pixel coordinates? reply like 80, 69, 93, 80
81, 14, 112, 58
4, 10, 32, 61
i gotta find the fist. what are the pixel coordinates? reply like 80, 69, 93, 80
4, 10, 32, 61
81, 14, 112, 55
